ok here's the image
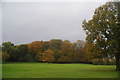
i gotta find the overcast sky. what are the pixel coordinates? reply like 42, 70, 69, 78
2, 2, 107, 45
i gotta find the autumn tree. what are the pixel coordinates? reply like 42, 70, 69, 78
38, 49, 55, 63
58, 40, 72, 62
82, 2, 120, 71
28, 41, 44, 61
35, 53, 44, 62
49, 39, 63, 62
43, 41, 50, 51
70, 40, 85, 63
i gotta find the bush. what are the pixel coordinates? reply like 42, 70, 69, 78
92, 59, 103, 65
92, 59, 115, 65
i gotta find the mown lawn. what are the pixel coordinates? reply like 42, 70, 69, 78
2, 63, 118, 78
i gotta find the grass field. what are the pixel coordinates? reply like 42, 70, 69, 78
2, 63, 118, 78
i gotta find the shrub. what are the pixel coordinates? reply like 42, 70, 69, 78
92, 59, 103, 65
92, 59, 116, 65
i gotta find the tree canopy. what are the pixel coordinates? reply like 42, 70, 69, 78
82, 2, 120, 71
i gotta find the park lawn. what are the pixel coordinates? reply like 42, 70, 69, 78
2, 63, 118, 78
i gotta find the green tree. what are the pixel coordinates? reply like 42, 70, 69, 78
2, 42, 17, 62
82, 2, 120, 71
16, 44, 30, 62
0, 45, 2, 52
49, 39, 63, 51
1, 52, 10, 62
2, 42, 14, 52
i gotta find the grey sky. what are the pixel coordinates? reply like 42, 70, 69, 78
2, 2, 107, 45
0, 2, 2, 45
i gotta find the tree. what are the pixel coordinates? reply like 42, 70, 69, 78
1, 52, 10, 62
2, 42, 17, 62
0, 45, 1, 63
8, 46, 18, 62
52, 49, 61, 62
82, 2, 120, 71
49, 39, 63, 50
16, 44, 29, 62
43, 49, 55, 63
0, 45, 2, 52
2, 42, 14, 52
28, 41, 43, 61
49, 39, 63, 62
72, 40, 85, 62
43, 41, 50, 51
75, 40, 84, 48
59, 40, 72, 62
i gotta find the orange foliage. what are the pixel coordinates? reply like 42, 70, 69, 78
43, 49, 55, 62
28, 41, 43, 54
36, 49, 55, 62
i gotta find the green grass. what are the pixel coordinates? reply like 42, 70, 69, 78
2, 62, 118, 78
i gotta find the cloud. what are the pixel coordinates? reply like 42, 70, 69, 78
2, 2, 106, 44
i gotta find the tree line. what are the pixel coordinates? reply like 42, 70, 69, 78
0, 40, 86, 63
0, 39, 116, 65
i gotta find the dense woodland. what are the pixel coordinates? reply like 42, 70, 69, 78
0, 40, 85, 63
0, 39, 116, 65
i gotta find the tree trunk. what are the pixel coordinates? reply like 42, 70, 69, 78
116, 2, 120, 72
116, 53, 120, 71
